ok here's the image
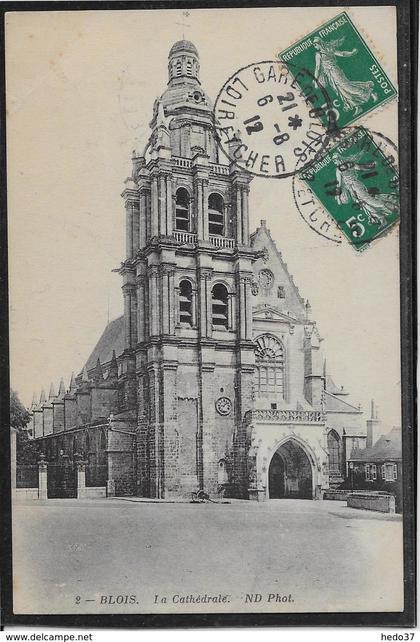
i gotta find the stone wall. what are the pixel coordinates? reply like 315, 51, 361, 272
323, 489, 350, 501
135, 350, 254, 499
347, 492, 396, 513
108, 424, 136, 496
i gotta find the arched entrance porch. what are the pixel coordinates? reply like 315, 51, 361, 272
268, 439, 313, 499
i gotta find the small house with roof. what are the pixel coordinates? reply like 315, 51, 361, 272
347, 426, 402, 511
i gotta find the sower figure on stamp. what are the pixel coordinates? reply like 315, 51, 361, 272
332, 151, 399, 228
313, 36, 377, 116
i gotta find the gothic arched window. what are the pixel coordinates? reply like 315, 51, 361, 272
212, 283, 229, 329
327, 430, 341, 474
179, 280, 193, 326
218, 459, 228, 485
175, 188, 190, 231
254, 335, 285, 398
175, 60, 182, 77
186, 60, 193, 76
208, 193, 224, 236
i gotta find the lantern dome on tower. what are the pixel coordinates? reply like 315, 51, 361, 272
168, 40, 199, 58
167, 39, 201, 86
149, 40, 212, 131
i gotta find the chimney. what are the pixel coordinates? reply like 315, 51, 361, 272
366, 400, 381, 448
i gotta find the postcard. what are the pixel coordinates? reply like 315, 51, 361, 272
5, 3, 414, 623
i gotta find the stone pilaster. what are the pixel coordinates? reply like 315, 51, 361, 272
235, 185, 242, 244
237, 274, 253, 340
139, 190, 147, 248
241, 186, 250, 245
165, 174, 173, 235
148, 266, 160, 337
159, 266, 176, 336
123, 285, 136, 350
195, 177, 204, 239
198, 268, 213, 338
123, 193, 139, 259
148, 365, 162, 498
136, 275, 146, 343
151, 174, 159, 237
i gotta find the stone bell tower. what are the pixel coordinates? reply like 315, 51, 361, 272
118, 40, 257, 499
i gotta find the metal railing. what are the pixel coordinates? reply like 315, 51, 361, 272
16, 464, 39, 488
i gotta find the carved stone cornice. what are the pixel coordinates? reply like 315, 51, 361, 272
122, 282, 136, 294
114, 260, 136, 276
121, 187, 139, 201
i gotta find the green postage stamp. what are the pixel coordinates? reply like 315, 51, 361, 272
297, 127, 399, 251
279, 12, 397, 129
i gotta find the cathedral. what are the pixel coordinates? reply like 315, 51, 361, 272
29, 40, 369, 500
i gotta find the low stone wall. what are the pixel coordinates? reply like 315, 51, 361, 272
79, 486, 106, 499
323, 490, 350, 501
15, 488, 39, 501
347, 492, 395, 513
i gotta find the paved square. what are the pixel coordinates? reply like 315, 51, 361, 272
12, 498, 403, 614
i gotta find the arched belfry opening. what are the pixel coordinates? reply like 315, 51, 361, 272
268, 440, 313, 499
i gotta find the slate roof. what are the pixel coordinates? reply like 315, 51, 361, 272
85, 316, 124, 371
324, 391, 361, 413
325, 374, 347, 395
350, 427, 401, 461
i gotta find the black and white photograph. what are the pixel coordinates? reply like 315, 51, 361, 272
4, 3, 415, 625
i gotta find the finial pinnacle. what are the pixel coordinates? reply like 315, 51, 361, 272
69, 372, 77, 392
81, 364, 90, 382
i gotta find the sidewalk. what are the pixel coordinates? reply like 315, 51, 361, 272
114, 495, 402, 519
114, 495, 232, 505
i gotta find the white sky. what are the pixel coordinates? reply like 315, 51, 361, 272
6, 7, 401, 427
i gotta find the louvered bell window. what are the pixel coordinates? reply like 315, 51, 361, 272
212, 283, 228, 329
175, 188, 190, 231
179, 280, 193, 326
208, 193, 224, 236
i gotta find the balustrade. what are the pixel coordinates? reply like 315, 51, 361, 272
252, 409, 326, 424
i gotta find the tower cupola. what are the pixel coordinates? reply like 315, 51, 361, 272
168, 39, 200, 86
